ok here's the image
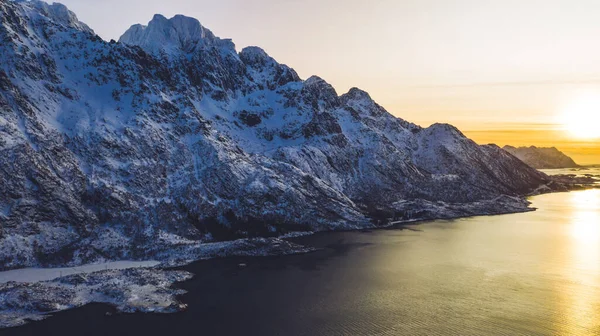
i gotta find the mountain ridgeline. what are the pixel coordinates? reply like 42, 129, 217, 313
0, 0, 550, 270
503, 146, 579, 169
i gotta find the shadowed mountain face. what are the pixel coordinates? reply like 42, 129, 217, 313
0, 0, 549, 270
504, 146, 579, 169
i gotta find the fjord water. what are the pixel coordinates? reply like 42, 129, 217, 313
7, 189, 600, 336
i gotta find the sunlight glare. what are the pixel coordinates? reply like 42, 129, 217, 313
558, 92, 600, 140
568, 190, 600, 245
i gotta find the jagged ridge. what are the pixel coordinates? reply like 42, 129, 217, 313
0, 0, 549, 270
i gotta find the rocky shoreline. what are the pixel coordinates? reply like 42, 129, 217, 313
0, 237, 315, 329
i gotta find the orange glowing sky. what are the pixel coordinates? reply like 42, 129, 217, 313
57, 0, 600, 164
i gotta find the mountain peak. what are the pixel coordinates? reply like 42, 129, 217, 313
304, 76, 338, 97
424, 123, 466, 140
341, 87, 373, 103
14, 0, 93, 33
151, 13, 168, 22
119, 13, 218, 55
305, 75, 327, 85
239, 46, 273, 67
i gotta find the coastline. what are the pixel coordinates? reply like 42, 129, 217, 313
2, 171, 598, 329
4, 188, 599, 335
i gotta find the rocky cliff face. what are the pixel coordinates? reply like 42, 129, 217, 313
504, 146, 579, 169
0, 0, 550, 270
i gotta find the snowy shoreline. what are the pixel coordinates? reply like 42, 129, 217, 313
0, 199, 538, 330
0, 261, 161, 284
0, 237, 315, 329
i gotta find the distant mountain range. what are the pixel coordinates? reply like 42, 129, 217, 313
0, 0, 553, 270
503, 146, 579, 169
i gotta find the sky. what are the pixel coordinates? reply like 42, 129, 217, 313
57, 0, 600, 164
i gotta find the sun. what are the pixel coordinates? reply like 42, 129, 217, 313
558, 92, 600, 140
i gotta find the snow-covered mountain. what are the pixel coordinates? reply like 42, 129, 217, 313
0, 0, 550, 270
504, 146, 579, 169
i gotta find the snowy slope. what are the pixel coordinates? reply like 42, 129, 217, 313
0, 0, 550, 270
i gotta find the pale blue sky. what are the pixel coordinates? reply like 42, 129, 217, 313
56, 0, 600, 131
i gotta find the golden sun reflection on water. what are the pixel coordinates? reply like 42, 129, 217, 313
559, 189, 600, 335
569, 190, 600, 246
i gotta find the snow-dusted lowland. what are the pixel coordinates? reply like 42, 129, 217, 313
0, 267, 193, 328
0, 237, 314, 328
0, 260, 160, 284
0, 0, 586, 328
